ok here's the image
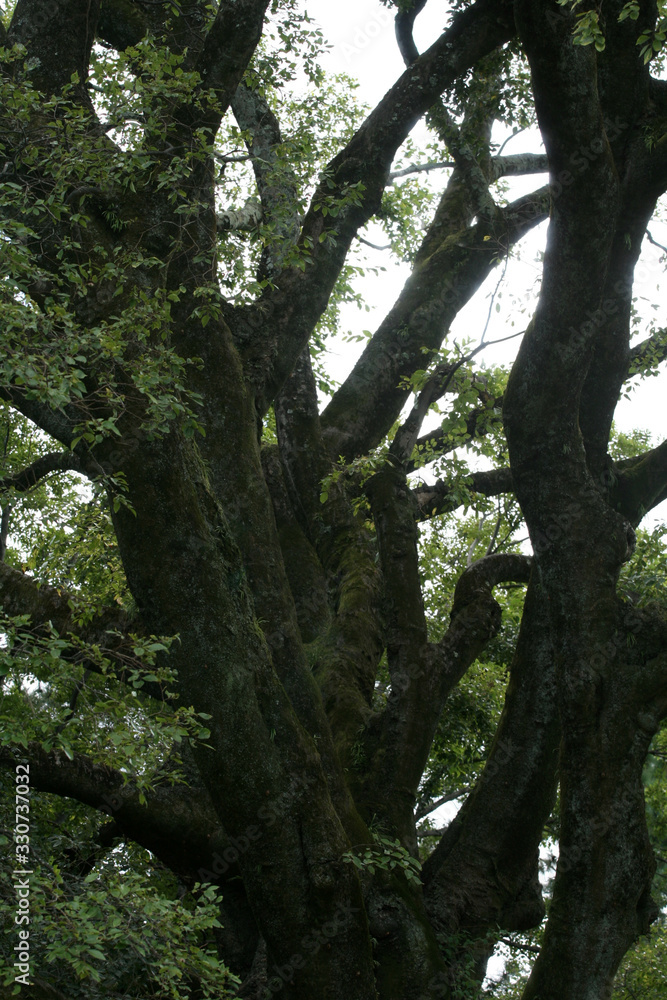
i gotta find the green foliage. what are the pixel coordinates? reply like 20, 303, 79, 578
0, 834, 238, 998
611, 919, 667, 1000
343, 836, 423, 887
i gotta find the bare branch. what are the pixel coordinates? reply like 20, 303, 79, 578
395, 0, 428, 65
389, 160, 454, 181
611, 439, 667, 527
388, 150, 547, 183
489, 152, 549, 179
416, 788, 470, 821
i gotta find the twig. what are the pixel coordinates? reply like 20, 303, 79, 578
646, 229, 667, 257
415, 787, 470, 820
389, 160, 454, 182
356, 235, 392, 251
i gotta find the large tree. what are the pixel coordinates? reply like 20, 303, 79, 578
1, 0, 667, 998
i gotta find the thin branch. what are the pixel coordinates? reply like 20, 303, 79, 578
646, 228, 667, 256
415, 787, 470, 821
390, 329, 522, 466
627, 328, 667, 375
499, 937, 541, 955
356, 235, 392, 251
388, 152, 548, 184
485, 502, 503, 557
496, 127, 529, 155
408, 391, 503, 471
53, 669, 91, 736
0, 562, 171, 699
389, 160, 454, 181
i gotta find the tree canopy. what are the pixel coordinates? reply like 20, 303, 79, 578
1, 1, 667, 998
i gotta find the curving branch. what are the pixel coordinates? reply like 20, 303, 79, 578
0, 740, 261, 974
0, 741, 225, 880
423, 574, 558, 939
611, 439, 667, 526
394, 0, 429, 66
360, 456, 530, 849
416, 468, 514, 523
0, 451, 88, 494
0, 388, 78, 451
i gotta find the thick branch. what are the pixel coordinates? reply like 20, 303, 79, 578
611, 439, 667, 526
423, 574, 558, 938
174, 0, 270, 137
230, 83, 301, 278
389, 153, 548, 183
0, 742, 225, 879
413, 467, 513, 520
360, 462, 530, 849
321, 186, 548, 463
235, 0, 516, 413
0, 451, 87, 494
9, 0, 100, 103
216, 199, 263, 231
0, 741, 261, 975
0, 388, 77, 450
